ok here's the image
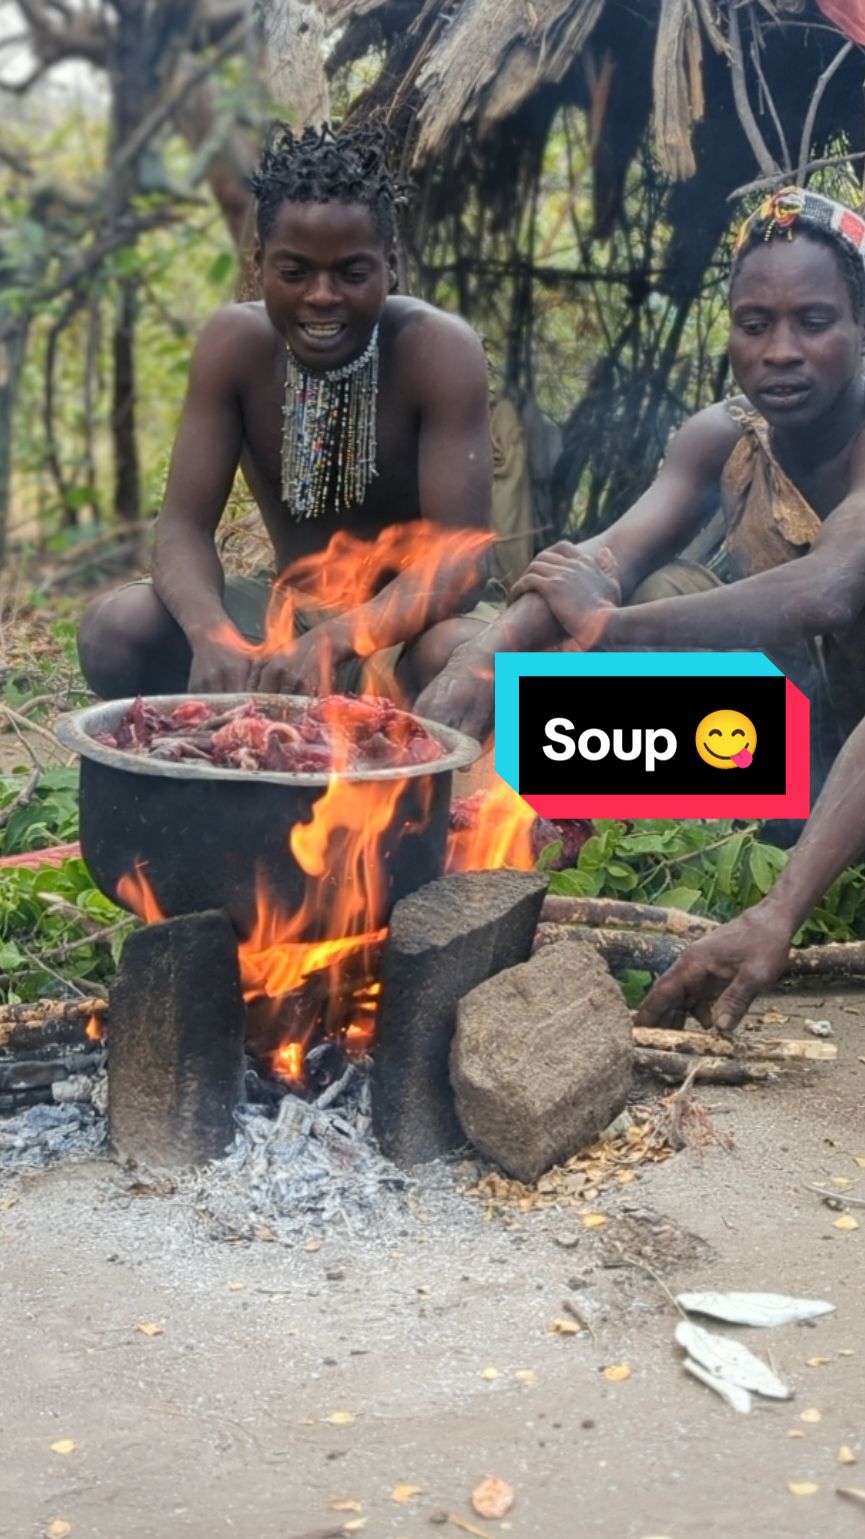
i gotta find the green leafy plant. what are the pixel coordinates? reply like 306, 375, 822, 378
548, 818, 865, 946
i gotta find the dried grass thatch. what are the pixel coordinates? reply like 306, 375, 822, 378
330, 0, 863, 191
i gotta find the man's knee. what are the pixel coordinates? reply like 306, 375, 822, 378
78, 583, 188, 698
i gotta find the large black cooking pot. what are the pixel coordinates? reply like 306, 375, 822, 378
55, 695, 480, 939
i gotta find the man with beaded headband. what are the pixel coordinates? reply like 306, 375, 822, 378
419, 184, 865, 784
77, 122, 499, 701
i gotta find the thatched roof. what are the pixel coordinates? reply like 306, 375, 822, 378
329, 0, 862, 181
327, 0, 864, 295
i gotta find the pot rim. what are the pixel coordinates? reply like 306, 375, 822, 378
55, 693, 481, 787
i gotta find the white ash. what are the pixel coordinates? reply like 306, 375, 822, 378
194, 1060, 417, 1242
0, 1076, 107, 1170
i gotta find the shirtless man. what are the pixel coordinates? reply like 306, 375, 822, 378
417, 186, 865, 773
77, 122, 494, 701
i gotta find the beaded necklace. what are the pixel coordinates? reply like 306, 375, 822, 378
281, 324, 380, 521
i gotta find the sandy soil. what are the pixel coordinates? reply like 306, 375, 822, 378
1, 984, 864, 1539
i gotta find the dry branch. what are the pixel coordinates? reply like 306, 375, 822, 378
540, 920, 865, 982
0, 768, 39, 830
634, 1048, 777, 1085
540, 894, 717, 937
633, 1026, 837, 1062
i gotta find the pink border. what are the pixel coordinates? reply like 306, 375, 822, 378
524, 680, 810, 820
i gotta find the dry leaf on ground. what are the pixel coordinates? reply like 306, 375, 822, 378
800, 1409, 822, 1424
135, 1322, 164, 1337
602, 1364, 632, 1383
677, 1291, 833, 1328
305, 1239, 322, 1253
582, 1213, 608, 1229
45, 1523, 72, 1538
471, 1477, 515, 1519
326, 1411, 356, 1426
514, 1369, 537, 1384
787, 1482, 819, 1496
548, 1318, 581, 1336
329, 1499, 363, 1512
49, 1440, 76, 1455
834, 1216, 860, 1232
839, 1447, 858, 1465
806, 1356, 830, 1367
390, 1485, 424, 1503
480, 1366, 499, 1380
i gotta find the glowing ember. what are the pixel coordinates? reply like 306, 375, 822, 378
272, 1040, 303, 1082
84, 1013, 104, 1042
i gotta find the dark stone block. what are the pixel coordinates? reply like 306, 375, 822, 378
108, 908, 245, 1168
372, 870, 548, 1166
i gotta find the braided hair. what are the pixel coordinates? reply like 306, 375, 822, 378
731, 216, 865, 322
251, 121, 404, 248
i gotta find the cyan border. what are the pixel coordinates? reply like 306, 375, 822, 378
494, 650, 782, 789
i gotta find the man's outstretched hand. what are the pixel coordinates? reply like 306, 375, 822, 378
252, 624, 355, 698
634, 904, 795, 1036
414, 641, 496, 744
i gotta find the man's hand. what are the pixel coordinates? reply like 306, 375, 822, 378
634, 904, 795, 1036
510, 544, 621, 647
252, 623, 356, 698
414, 640, 496, 744
188, 635, 258, 695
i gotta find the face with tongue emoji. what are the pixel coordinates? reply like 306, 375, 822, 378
695, 709, 757, 770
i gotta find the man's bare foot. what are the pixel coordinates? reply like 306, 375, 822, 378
414, 641, 496, 744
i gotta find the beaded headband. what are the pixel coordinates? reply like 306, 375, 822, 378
733, 185, 865, 263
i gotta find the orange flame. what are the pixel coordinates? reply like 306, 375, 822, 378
445, 776, 537, 873
116, 862, 166, 923
272, 1040, 303, 1082
84, 1013, 104, 1042
210, 520, 493, 690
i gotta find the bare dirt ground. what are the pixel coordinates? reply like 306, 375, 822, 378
1, 984, 864, 1539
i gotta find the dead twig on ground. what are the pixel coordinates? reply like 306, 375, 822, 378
0, 767, 39, 829
540, 894, 717, 937
635, 1048, 778, 1085
633, 1026, 836, 1062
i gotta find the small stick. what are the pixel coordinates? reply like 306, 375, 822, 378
634, 1049, 777, 1085
807, 1185, 865, 1210
0, 703, 62, 754
633, 1027, 837, 1062
540, 894, 717, 937
0, 767, 39, 830
562, 1297, 597, 1344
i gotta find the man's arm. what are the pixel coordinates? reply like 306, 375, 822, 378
416, 405, 737, 737
154, 309, 246, 632
636, 714, 865, 1034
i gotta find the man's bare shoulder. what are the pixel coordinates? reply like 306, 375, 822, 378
663, 399, 746, 480
190, 302, 280, 380
383, 296, 485, 397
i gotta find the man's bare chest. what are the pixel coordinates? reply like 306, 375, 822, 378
238, 368, 417, 497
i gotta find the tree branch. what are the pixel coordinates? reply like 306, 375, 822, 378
727, 0, 781, 178
797, 38, 854, 187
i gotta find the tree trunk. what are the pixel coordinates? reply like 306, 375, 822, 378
111, 277, 140, 521
0, 311, 28, 567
